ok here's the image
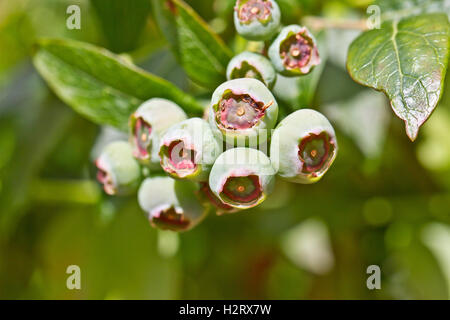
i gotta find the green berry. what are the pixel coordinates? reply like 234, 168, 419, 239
209, 148, 275, 209
159, 118, 221, 181
209, 78, 278, 146
234, 0, 281, 41
96, 141, 141, 195
129, 98, 187, 167
138, 177, 207, 232
269, 25, 320, 77
226, 51, 277, 89
270, 109, 337, 184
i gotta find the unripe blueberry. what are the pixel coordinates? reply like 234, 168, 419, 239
234, 0, 281, 41
209, 148, 275, 209
159, 118, 221, 181
138, 177, 207, 232
270, 109, 337, 184
269, 25, 320, 76
209, 78, 278, 145
226, 51, 277, 89
129, 98, 187, 166
95, 141, 141, 195
199, 182, 239, 215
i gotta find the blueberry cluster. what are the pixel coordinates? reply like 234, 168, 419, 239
95, 0, 338, 232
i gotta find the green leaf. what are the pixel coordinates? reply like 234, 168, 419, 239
32, 38, 203, 130
347, 13, 450, 141
152, 0, 232, 89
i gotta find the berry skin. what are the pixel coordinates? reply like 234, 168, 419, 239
159, 118, 221, 181
95, 141, 141, 195
129, 98, 187, 167
138, 177, 207, 232
208, 78, 278, 146
226, 51, 277, 89
209, 148, 275, 209
270, 109, 338, 184
269, 25, 320, 77
234, 0, 281, 41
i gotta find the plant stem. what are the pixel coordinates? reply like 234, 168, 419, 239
303, 16, 369, 31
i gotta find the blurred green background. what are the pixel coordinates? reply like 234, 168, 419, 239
0, 0, 449, 299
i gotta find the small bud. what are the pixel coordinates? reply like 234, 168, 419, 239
227, 51, 277, 89
138, 177, 207, 232
159, 118, 221, 181
270, 109, 337, 184
95, 141, 141, 195
209, 148, 275, 209
269, 25, 320, 76
234, 0, 281, 41
209, 78, 278, 145
129, 98, 187, 166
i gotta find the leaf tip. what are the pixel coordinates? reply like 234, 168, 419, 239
405, 122, 419, 142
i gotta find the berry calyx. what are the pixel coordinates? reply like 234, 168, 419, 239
221, 174, 262, 205
298, 132, 335, 175
233, 0, 281, 41
269, 25, 320, 76
216, 91, 268, 130
209, 79, 278, 145
133, 117, 152, 159
236, 0, 273, 25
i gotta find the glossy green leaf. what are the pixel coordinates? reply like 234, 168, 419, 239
32, 38, 203, 130
347, 13, 450, 141
152, 0, 232, 89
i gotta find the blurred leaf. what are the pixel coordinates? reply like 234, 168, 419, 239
32, 38, 203, 130
90, 0, 152, 53
421, 223, 450, 297
324, 90, 390, 159
273, 32, 327, 108
0, 11, 34, 74
347, 13, 450, 141
416, 108, 450, 171
280, 219, 334, 275
152, 0, 232, 89
38, 204, 180, 299
325, 29, 360, 69
388, 242, 448, 299
0, 95, 73, 240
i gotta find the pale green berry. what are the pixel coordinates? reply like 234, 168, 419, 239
234, 0, 281, 41
209, 78, 278, 146
270, 109, 337, 184
96, 141, 141, 195
269, 25, 320, 76
159, 118, 221, 181
129, 98, 187, 167
226, 51, 277, 89
209, 148, 275, 209
138, 177, 207, 232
